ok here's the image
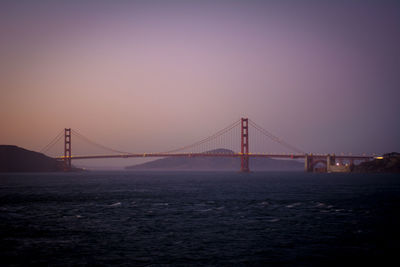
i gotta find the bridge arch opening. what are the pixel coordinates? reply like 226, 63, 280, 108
311, 159, 327, 172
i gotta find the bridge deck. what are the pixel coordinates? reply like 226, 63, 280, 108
56, 153, 373, 160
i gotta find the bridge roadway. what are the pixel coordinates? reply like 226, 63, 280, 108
57, 153, 373, 160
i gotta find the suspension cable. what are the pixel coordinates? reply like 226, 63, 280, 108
161, 119, 241, 153
40, 129, 64, 154
71, 129, 131, 154
249, 119, 305, 154
41, 119, 304, 156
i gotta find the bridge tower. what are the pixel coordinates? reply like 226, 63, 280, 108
64, 128, 71, 170
240, 118, 250, 172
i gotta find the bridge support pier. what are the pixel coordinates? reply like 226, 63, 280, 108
240, 118, 250, 172
64, 128, 71, 171
349, 158, 355, 169
326, 154, 335, 173
305, 154, 314, 172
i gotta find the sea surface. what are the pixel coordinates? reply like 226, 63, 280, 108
1, 171, 400, 266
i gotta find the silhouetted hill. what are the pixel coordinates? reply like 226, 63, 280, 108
352, 152, 400, 173
126, 149, 303, 171
0, 145, 64, 172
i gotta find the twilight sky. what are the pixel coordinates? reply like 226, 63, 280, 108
1, 0, 400, 167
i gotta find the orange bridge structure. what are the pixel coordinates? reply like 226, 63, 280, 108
41, 118, 375, 172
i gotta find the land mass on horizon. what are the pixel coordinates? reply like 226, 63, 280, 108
352, 152, 400, 173
0, 145, 64, 172
125, 148, 304, 171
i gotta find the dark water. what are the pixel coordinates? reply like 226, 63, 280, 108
1, 171, 400, 266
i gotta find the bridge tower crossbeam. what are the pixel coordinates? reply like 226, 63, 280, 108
240, 118, 250, 172
64, 128, 71, 170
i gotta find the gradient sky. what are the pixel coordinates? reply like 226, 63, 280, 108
1, 0, 400, 167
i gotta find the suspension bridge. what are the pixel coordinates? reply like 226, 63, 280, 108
41, 118, 374, 172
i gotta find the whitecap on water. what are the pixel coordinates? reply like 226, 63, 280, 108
199, 208, 212, 212
286, 202, 302, 208
109, 202, 121, 207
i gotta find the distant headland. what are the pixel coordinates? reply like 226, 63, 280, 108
352, 152, 400, 173
0, 145, 65, 172
125, 148, 304, 171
